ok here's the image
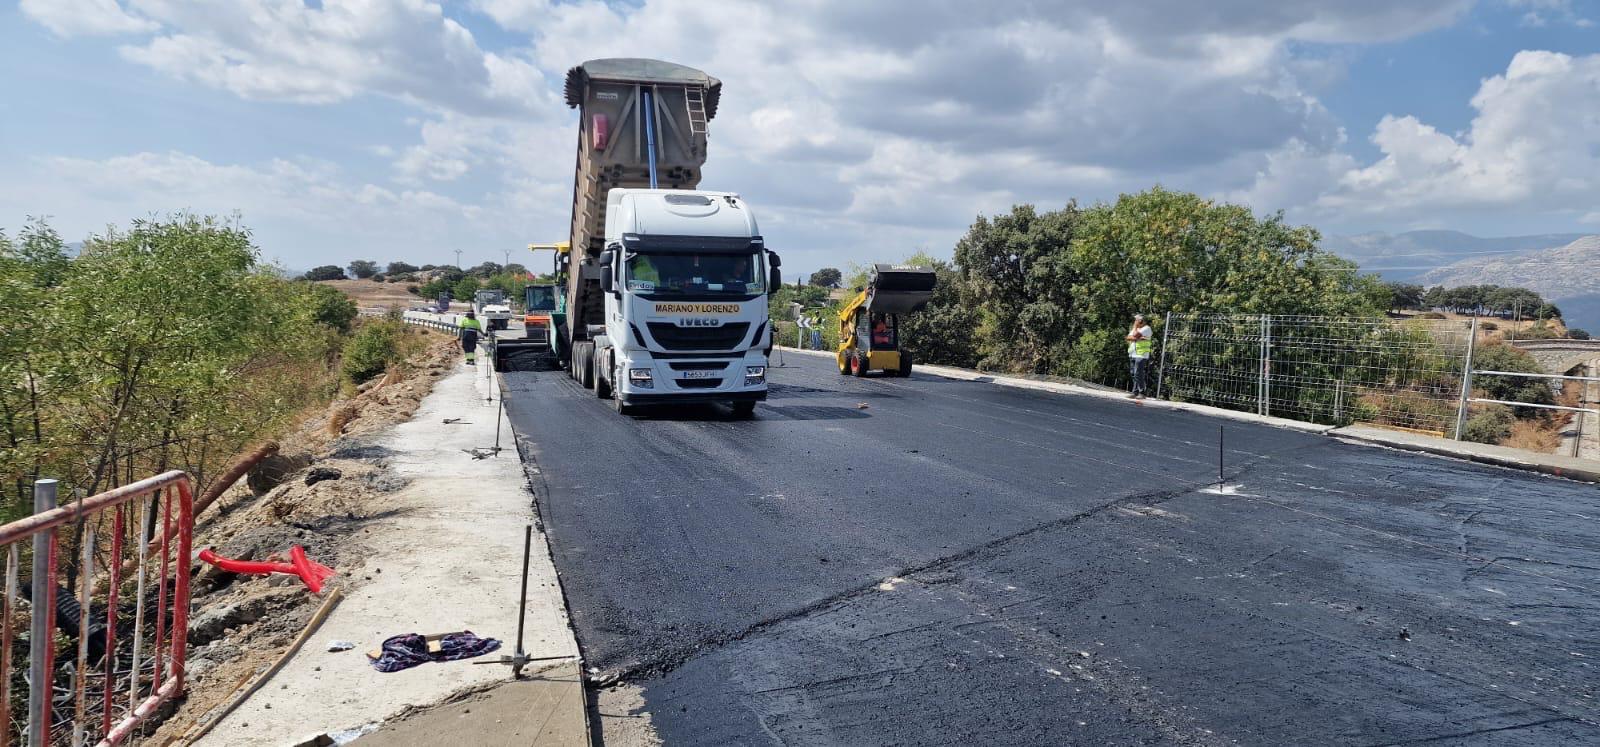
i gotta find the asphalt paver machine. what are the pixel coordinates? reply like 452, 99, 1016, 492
836, 264, 937, 377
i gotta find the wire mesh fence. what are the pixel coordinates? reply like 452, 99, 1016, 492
1160, 314, 1474, 435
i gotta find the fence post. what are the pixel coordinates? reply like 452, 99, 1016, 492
1155, 311, 1172, 400
1259, 315, 1272, 417
29, 479, 58, 747
1454, 317, 1479, 440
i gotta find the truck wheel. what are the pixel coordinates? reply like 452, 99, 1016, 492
576, 343, 594, 388
837, 353, 851, 375
569, 344, 582, 381
851, 352, 868, 377
898, 353, 914, 378
612, 394, 634, 415
731, 400, 756, 418
595, 355, 612, 399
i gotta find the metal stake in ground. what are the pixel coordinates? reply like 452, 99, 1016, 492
474, 524, 570, 677
1218, 425, 1224, 491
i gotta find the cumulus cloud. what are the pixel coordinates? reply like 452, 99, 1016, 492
20, 0, 157, 37
113, 0, 555, 117
33, 0, 1584, 270
1237, 50, 1600, 225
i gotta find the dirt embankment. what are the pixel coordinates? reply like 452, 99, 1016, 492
321, 279, 428, 312
152, 333, 459, 742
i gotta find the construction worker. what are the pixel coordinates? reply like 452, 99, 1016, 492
1126, 313, 1154, 399
871, 314, 891, 348
459, 310, 483, 366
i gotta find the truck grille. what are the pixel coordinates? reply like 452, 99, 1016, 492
646, 322, 750, 351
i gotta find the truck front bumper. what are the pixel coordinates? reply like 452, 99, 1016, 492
621, 390, 766, 405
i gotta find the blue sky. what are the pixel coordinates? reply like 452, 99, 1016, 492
2, 1, 1597, 277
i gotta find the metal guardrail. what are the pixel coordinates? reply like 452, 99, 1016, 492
0, 472, 194, 746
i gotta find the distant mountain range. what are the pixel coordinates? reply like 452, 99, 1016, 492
1322, 230, 1591, 281
1325, 231, 1600, 332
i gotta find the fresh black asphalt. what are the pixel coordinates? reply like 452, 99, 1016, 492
502, 350, 1600, 745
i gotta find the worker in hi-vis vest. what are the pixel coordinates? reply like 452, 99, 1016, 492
1126, 312, 1154, 399
459, 310, 483, 366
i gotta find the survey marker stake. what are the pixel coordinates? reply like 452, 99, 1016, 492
473, 524, 571, 678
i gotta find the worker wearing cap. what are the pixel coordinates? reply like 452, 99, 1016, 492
459, 310, 482, 366
1126, 313, 1154, 399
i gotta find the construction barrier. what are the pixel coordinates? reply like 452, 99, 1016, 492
0, 472, 194, 746
401, 310, 462, 332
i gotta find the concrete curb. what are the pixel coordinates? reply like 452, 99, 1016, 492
778, 346, 1597, 483
1330, 425, 1600, 484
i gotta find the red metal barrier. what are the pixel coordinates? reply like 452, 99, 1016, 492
0, 471, 194, 747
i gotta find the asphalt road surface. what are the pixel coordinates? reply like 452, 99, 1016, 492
502, 350, 1600, 746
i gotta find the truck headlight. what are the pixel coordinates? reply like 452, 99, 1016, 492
629, 368, 654, 389
744, 365, 766, 386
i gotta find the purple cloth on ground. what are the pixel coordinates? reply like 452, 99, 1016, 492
370, 631, 501, 673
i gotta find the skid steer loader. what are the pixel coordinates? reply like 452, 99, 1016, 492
836, 264, 937, 377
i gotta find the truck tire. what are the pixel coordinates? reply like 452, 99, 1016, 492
576, 342, 595, 389
611, 393, 634, 415
569, 344, 582, 381
595, 354, 612, 399
898, 353, 914, 378
837, 353, 850, 375
731, 400, 756, 418
851, 352, 868, 377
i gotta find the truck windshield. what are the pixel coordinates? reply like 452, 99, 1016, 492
626, 251, 763, 295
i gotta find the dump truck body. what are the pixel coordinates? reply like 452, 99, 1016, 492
563, 58, 720, 349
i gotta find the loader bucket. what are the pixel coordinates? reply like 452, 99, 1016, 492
865, 264, 937, 314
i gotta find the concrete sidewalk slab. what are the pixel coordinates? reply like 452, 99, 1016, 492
195, 362, 584, 746
353, 661, 586, 746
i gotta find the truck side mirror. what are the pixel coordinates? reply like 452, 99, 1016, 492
598, 250, 617, 295
770, 267, 782, 290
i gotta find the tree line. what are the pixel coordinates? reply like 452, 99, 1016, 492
1, 215, 422, 519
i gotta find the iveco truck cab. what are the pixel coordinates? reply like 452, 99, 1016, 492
582, 188, 779, 415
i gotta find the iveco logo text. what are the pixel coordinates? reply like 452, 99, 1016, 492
678, 318, 723, 328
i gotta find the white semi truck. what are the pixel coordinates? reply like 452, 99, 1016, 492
560, 59, 780, 416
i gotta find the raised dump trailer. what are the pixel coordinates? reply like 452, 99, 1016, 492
837, 264, 937, 377
550, 59, 779, 414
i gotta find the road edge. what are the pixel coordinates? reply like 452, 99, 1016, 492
778, 346, 1599, 483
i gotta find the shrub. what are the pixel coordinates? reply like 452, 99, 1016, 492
1459, 406, 1514, 444
1569, 328, 1590, 340
1416, 312, 1448, 319
1479, 321, 1498, 331
307, 283, 358, 332
341, 319, 404, 383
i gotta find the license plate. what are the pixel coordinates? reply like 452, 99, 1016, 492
682, 370, 718, 379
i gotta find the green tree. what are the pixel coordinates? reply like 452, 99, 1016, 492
953, 202, 1082, 372
304, 265, 347, 281
386, 261, 420, 274
897, 251, 980, 368
307, 283, 359, 332
1385, 282, 1424, 311
1534, 302, 1561, 320
809, 267, 842, 288
452, 275, 481, 300
348, 260, 379, 279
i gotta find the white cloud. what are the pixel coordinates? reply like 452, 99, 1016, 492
3, 151, 497, 263
1255, 50, 1600, 223
20, 0, 157, 37
113, 0, 555, 116
1506, 0, 1595, 28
